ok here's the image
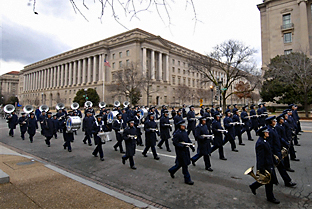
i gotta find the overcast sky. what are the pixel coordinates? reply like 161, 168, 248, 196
0, 0, 264, 75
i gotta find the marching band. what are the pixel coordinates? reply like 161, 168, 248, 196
3, 101, 303, 203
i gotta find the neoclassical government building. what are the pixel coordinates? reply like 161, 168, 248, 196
19, 28, 241, 108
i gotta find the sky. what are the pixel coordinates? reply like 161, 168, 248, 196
0, 0, 264, 75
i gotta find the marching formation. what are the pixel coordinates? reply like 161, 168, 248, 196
3, 101, 303, 203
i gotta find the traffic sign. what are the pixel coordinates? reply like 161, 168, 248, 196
199, 99, 203, 104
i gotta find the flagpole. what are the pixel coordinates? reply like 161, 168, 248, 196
103, 62, 105, 102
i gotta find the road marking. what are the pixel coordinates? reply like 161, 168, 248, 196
136, 148, 175, 159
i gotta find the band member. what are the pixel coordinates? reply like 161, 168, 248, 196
38, 111, 47, 135
232, 104, 238, 114
161, 105, 167, 116
262, 103, 268, 119
157, 110, 172, 152
92, 115, 106, 161
171, 107, 176, 119
27, 112, 38, 143
241, 105, 253, 141
191, 117, 213, 171
286, 109, 299, 146
121, 108, 128, 125
257, 104, 265, 128
168, 120, 195, 185
7, 110, 18, 137
249, 127, 280, 204
52, 114, 59, 139
142, 113, 160, 160
85, 106, 95, 115
203, 107, 212, 134
250, 104, 258, 134
18, 112, 28, 140
187, 105, 196, 137
265, 116, 296, 187
134, 110, 143, 146
211, 114, 227, 160
35, 106, 41, 120
291, 105, 301, 134
113, 114, 126, 153
283, 113, 299, 162
99, 107, 106, 116
182, 104, 187, 118
56, 108, 66, 133
223, 110, 238, 152
225, 105, 231, 113
233, 110, 244, 145
44, 112, 55, 147
173, 109, 183, 132
200, 105, 205, 116
210, 104, 216, 117
82, 111, 94, 146
122, 120, 137, 169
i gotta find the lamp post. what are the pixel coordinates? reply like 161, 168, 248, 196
218, 79, 223, 108
210, 85, 213, 107
84, 88, 88, 101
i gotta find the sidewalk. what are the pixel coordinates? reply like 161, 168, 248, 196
0, 144, 155, 209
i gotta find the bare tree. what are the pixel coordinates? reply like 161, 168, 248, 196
175, 85, 191, 106
188, 40, 261, 110
233, 81, 252, 105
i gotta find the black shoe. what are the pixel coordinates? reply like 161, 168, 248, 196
297, 133, 301, 135
83, 140, 87, 144
294, 144, 301, 146
286, 168, 295, 172
142, 153, 147, 157
114, 146, 118, 151
285, 182, 296, 187
30, 140, 33, 143
131, 166, 137, 170
22, 138, 25, 140
47, 145, 50, 147
249, 185, 256, 195
63, 145, 66, 150
55, 137, 57, 139
267, 198, 280, 204
206, 167, 213, 172
232, 149, 238, 152
168, 170, 174, 178
191, 159, 196, 166
248, 138, 254, 141
122, 157, 125, 165
92, 153, 98, 157
139, 144, 144, 146
120, 151, 125, 154
100, 158, 104, 161
88, 143, 92, 146
68, 149, 72, 152
220, 157, 227, 160
158, 145, 163, 149
185, 181, 194, 185
291, 158, 300, 161
167, 149, 171, 152
154, 156, 160, 160
239, 143, 245, 146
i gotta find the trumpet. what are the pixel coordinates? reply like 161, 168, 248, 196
281, 147, 288, 159
244, 166, 271, 185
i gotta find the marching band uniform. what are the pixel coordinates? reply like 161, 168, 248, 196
38, 111, 47, 135
121, 109, 128, 125
283, 113, 299, 161
249, 127, 279, 204
191, 117, 213, 171
112, 114, 126, 153
187, 106, 196, 138
250, 105, 258, 134
171, 107, 176, 119
210, 105, 216, 117
232, 104, 238, 114
52, 115, 59, 139
62, 111, 74, 152
56, 109, 66, 133
122, 120, 137, 169
223, 110, 238, 152
7, 111, 18, 137
134, 111, 143, 146
27, 113, 38, 143
232, 110, 244, 145
157, 110, 172, 152
241, 106, 253, 141
142, 113, 160, 160
203, 108, 212, 134
182, 104, 187, 118
18, 113, 28, 140
35, 107, 41, 120
200, 106, 205, 116
257, 104, 265, 128
211, 114, 227, 160
92, 115, 106, 161
173, 110, 183, 132
82, 112, 95, 146
168, 120, 195, 185
44, 112, 55, 147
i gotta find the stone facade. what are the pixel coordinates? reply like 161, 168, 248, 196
19, 28, 243, 108
0, 71, 20, 102
257, 0, 312, 71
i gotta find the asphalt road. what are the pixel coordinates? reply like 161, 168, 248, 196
0, 119, 311, 209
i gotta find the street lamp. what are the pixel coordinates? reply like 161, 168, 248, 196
210, 85, 213, 107
84, 88, 88, 101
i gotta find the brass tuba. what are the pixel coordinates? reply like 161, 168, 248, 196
244, 166, 271, 185
4, 104, 15, 114
39, 104, 49, 112
56, 103, 65, 110
114, 101, 120, 107
23, 105, 33, 114
281, 147, 288, 159
123, 101, 129, 108
99, 102, 106, 108
71, 102, 79, 110
84, 101, 93, 108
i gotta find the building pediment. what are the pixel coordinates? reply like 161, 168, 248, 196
280, 8, 293, 14
144, 36, 171, 50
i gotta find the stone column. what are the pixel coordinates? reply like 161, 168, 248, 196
151, 50, 155, 80
23, 75, 26, 91
93, 55, 97, 83
98, 54, 103, 82
142, 47, 147, 76
53, 67, 57, 87
64, 63, 68, 86
87, 57, 92, 83
165, 54, 169, 82
60, 65, 64, 87
82, 58, 87, 84
56, 66, 60, 87
298, 0, 310, 52
35, 72, 38, 90
42, 70, 45, 89
68, 62, 73, 86
40, 70, 43, 89
77, 60, 82, 85
50, 68, 53, 88
158, 52, 162, 81
73, 61, 77, 85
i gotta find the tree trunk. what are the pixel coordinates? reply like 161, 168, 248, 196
222, 91, 227, 113
304, 90, 309, 117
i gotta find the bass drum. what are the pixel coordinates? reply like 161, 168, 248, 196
66, 116, 82, 133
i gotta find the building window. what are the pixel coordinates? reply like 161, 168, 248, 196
183, 69, 185, 74
172, 59, 175, 65
164, 96, 167, 103
178, 77, 181, 85
126, 59, 130, 67
119, 52, 122, 58
126, 50, 130, 56
172, 76, 176, 85
183, 78, 186, 85
178, 68, 180, 74
172, 67, 175, 73
283, 14, 291, 26
178, 61, 180, 66
284, 33, 292, 43
284, 49, 292, 55
112, 62, 115, 69
188, 78, 191, 86
112, 54, 115, 59
119, 61, 122, 68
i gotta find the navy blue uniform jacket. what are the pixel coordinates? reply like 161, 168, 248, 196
123, 126, 137, 156
172, 129, 192, 166
144, 119, 158, 146
212, 119, 223, 146
195, 123, 211, 155
160, 115, 171, 140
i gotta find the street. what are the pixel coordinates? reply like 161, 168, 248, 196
0, 118, 311, 208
